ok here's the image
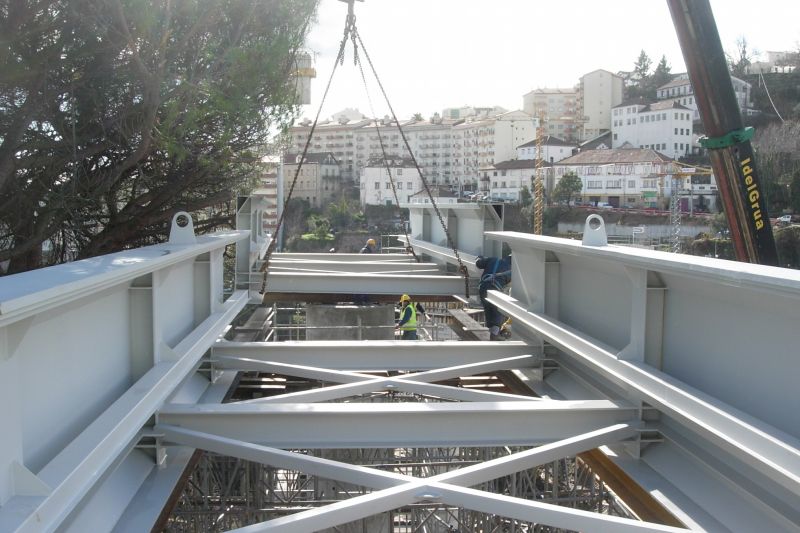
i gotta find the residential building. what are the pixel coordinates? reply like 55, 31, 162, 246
577, 131, 612, 152
517, 135, 576, 164
452, 110, 536, 191
442, 105, 507, 120
288, 116, 370, 182
480, 159, 554, 202
282, 152, 343, 209
522, 88, 578, 141
611, 99, 694, 159
553, 148, 678, 208
746, 51, 797, 74
360, 156, 420, 207
576, 69, 624, 141
656, 74, 754, 121
354, 114, 461, 187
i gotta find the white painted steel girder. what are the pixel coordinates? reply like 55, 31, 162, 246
486, 291, 800, 499
163, 423, 672, 533
212, 340, 532, 370
273, 253, 415, 262
7, 292, 248, 533
157, 400, 637, 448
259, 271, 466, 295
404, 237, 482, 276
218, 354, 540, 404
267, 258, 442, 273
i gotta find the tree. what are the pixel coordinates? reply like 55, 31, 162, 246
308, 215, 331, 240
553, 172, 583, 206
651, 55, 673, 93
633, 50, 652, 83
727, 36, 757, 78
0, 0, 318, 273
412, 112, 423, 121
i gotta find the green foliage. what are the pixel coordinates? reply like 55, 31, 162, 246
0, 0, 318, 273
519, 185, 533, 207
791, 171, 800, 213
326, 197, 356, 229
775, 226, 800, 268
634, 50, 652, 82
651, 55, 672, 92
308, 215, 331, 239
553, 172, 583, 206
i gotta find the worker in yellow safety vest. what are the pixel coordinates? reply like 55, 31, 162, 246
395, 294, 417, 340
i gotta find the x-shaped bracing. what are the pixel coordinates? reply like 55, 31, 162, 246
157, 423, 687, 532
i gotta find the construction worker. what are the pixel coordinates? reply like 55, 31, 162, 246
361, 238, 377, 253
395, 294, 418, 340
475, 255, 512, 340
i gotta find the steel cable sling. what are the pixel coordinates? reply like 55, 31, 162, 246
353, 51, 420, 262
258, 7, 355, 300
353, 27, 470, 297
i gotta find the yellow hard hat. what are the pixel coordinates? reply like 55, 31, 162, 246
367, 238, 376, 246
399, 294, 411, 303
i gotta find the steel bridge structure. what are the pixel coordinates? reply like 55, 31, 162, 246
1, 205, 799, 532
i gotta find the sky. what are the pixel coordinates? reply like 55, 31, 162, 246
300, 0, 800, 121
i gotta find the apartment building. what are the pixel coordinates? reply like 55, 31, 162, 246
480, 159, 554, 202
522, 88, 578, 141
611, 100, 694, 159
282, 152, 343, 209
517, 135, 576, 163
576, 69, 624, 141
656, 74, 754, 120
359, 156, 420, 207
353, 115, 461, 187
288, 117, 370, 182
452, 110, 536, 190
553, 148, 677, 208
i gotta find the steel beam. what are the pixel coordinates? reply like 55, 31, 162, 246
487, 290, 800, 498
157, 400, 637, 448
8, 291, 248, 533
161, 424, 645, 533
212, 341, 532, 370
272, 253, 414, 262
259, 271, 466, 296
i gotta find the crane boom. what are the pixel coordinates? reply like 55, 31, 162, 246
667, 0, 779, 265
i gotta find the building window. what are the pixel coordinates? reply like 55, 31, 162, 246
628, 180, 636, 188
407, 181, 412, 189
385, 183, 391, 189
397, 182, 403, 190
675, 128, 678, 135
607, 179, 622, 188
397, 168, 403, 175
587, 180, 602, 189
374, 181, 380, 189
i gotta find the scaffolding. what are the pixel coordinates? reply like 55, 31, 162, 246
163, 303, 640, 532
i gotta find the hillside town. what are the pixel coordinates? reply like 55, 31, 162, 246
273, 65, 777, 215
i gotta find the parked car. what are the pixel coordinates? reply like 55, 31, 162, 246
597, 202, 614, 209
777, 214, 792, 224
460, 190, 475, 198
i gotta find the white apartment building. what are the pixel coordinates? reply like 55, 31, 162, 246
480, 159, 554, 202
282, 152, 343, 209
577, 69, 624, 141
517, 136, 576, 163
656, 74, 754, 120
288, 117, 370, 182
408, 186, 458, 205
353, 115, 460, 187
360, 156, 420, 207
442, 106, 507, 120
611, 100, 694, 159
746, 51, 797, 74
452, 110, 536, 191
553, 148, 678, 208
522, 88, 578, 141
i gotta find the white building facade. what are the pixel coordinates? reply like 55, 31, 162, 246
480, 160, 555, 202
288, 117, 370, 182
522, 88, 578, 141
656, 74, 754, 120
452, 110, 537, 191
553, 148, 682, 208
360, 157, 421, 207
282, 152, 343, 209
577, 69, 624, 141
611, 100, 695, 159
517, 136, 576, 163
